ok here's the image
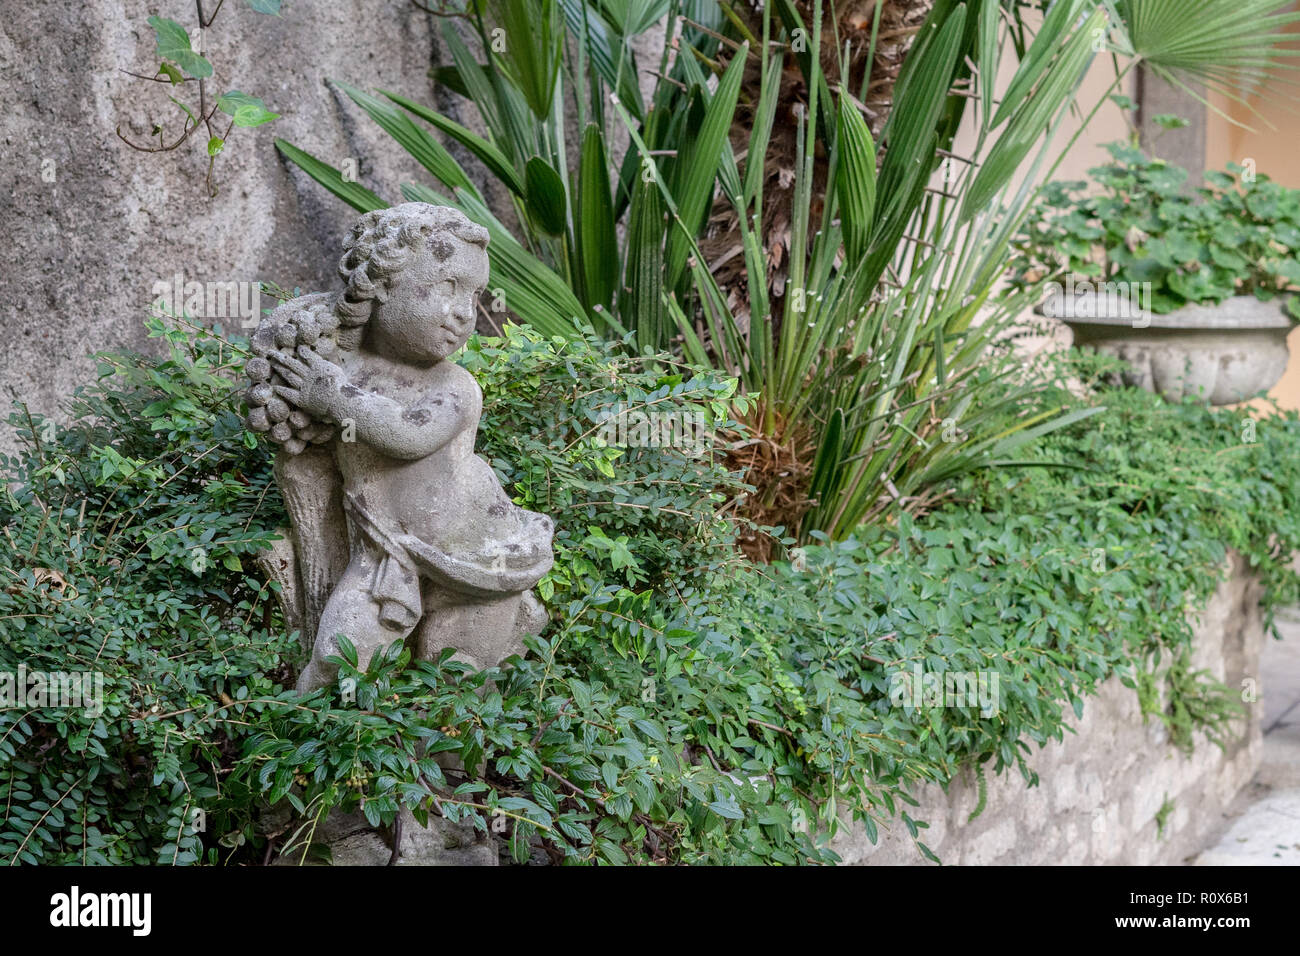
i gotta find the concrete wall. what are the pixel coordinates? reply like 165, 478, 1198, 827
833, 551, 1266, 865
0, 3, 663, 458
0, 1, 459, 454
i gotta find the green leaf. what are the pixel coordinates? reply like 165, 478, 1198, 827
977, 0, 1000, 121
1116, 0, 1300, 113
872, 4, 967, 248
336, 82, 475, 198
276, 139, 388, 213
990, 405, 1108, 457
380, 89, 525, 197
216, 91, 279, 128
574, 125, 618, 309
524, 157, 568, 236
559, 0, 645, 120
621, 175, 666, 352
664, 46, 748, 290
835, 96, 878, 263
437, 22, 507, 149
963, 6, 1104, 220
247, 0, 282, 13
491, 0, 563, 119
991, 0, 1085, 127
429, 64, 470, 100
169, 96, 197, 125
207, 136, 224, 157
335, 633, 359, 668
158, 62, 183, 85
809, 407, 845, 505
708, 798, 744, 820
148, 16, 212, 79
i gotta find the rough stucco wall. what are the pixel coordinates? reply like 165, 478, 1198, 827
0, 0, 465, 454
833, 551, 1266, 865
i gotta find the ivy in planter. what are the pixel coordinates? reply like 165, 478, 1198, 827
1008, 141, 1300, 317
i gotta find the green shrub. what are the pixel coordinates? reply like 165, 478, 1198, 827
242, 353, 1300, 865
463, 324, 755, 629
0, 318, 780, 864
3, 320, 1297, 865
0, 317, 289, 864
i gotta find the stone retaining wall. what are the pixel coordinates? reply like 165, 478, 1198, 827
832, 551, 1266, 865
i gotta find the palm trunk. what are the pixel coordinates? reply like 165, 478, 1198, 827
706, 0, 935, 560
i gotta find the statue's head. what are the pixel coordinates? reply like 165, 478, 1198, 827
334, 203, 490, 362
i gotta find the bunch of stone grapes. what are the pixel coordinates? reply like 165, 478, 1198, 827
244, 303, 337, 456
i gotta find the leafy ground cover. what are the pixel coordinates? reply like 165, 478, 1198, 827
1, 325, 1296, 864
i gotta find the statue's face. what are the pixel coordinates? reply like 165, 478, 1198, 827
370, 236, 490, 363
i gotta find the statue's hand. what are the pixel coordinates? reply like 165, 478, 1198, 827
270, 346, 349, 420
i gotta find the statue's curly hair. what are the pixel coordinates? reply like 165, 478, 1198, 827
332, 202, 489, 350
244, 204, 490, 454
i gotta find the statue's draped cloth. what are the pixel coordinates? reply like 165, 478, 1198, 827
342, 490, 554, 629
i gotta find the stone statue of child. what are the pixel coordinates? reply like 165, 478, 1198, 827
244, 203, 552, 692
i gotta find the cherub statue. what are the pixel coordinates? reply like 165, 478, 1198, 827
244, 203, 552, 692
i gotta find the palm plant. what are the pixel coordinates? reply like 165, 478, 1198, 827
278, 0, 690, 344
277, 0, 1300, 552
702, 0, 936, 330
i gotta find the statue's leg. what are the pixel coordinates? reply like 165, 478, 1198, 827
415, 586, 529, 673
296, 548, 418, 693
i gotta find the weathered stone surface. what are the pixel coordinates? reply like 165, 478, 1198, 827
274, 809, 498, 867
1194, 606, 1300, 864
1193, 790, 1300, 865
1055, 296, 1293, 405
833, 551, 1267, 865
251, 205, 555, 866
0, 1, 457, 452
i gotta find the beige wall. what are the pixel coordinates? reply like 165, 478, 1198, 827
955, 9, 1300, 411
1205, 14, 1300, 411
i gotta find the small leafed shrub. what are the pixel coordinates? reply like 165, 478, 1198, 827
0, 318, 288, 864
2, 322, 1297, 865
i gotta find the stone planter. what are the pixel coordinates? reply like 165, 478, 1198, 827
1048, 294, 1293, 405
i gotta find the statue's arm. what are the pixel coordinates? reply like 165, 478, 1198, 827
332, 388, 469, 460
269, 348, 471, 460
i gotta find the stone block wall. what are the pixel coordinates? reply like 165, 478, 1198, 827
832, 551, 1267, 865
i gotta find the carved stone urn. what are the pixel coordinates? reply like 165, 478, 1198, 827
1048, 294, 1293, 405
